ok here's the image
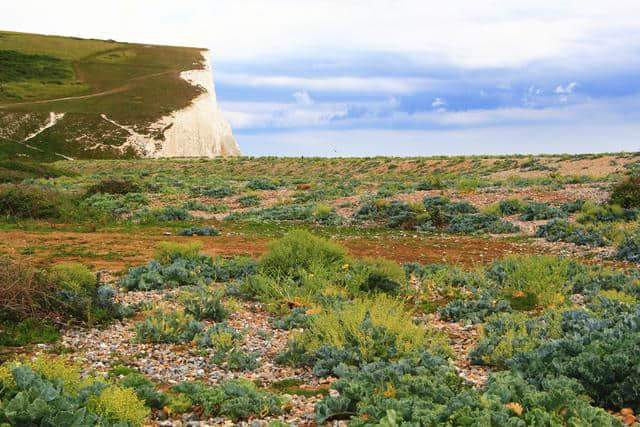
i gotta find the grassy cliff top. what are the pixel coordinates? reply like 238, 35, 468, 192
0, 31, 206, 123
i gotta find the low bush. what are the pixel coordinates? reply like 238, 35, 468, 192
487, 256, 576, 308
237, 194, 261, 207
182, 200, 228, 213
0, 318, 60, 347
520, 202, 566, 221
259, 230, 347, 278
278, 294, 450, 375
180, 288, 229, 321
314, 354, 616, 425
227, 203, 342, 225
509, 302, 640, 410
439, 292, 511, 324
536, 218, 607, 247
118, 373, 168, 410
447, 213, 519, 234
0, 184, 78, 220
120, 242, 216, 290
617, 232, 640, 262
610, 175, 640, 208
577, 202, 637, 223
171, 379, 282, 421
85, 178, 140, 196
82, 192, 149, 217
193, 185, 234, 198
0, 257, 59, 320
179, 226, 220, 236
246, 178, 279, 190
134, 206, 192, 223
0, 356, 149, 426
135, 305, 203, 344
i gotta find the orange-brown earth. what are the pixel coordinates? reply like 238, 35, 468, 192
0, 227, 541, 272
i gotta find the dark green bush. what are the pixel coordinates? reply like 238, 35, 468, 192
520, 202, 566, 221
0, 184, 76, 219
617, 232, 640, 263
85, 178, 140, 196
179, 226, 220, 236
170, 379, 282, 421
610, 175, 640, 208
246, 178, 279, 190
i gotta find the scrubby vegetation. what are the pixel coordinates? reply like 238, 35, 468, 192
3, 153, 640, 424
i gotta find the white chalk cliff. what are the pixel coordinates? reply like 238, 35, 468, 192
100, 50, 241, 158
144, 51, 241, 157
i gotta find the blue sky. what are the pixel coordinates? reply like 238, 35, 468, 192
3, 0, 640, 156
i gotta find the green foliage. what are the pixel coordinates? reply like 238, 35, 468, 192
0, 357, 150, 426
508, 302, 640, 410
447, 213, 519, 234
577, 202, 637, 223
87, 384, 150, 425
470, 311, 563, 368
135, 306, 203, 344
0, 184, 78, 220
280, 295, 450, 374
487, 256, 576, 308
118, 373, 168, 410
194, 185, 234, 198
485, 198, 526, 216
171, 379, 282, 421
353, 257, 406, 294
179, 226, 220, 236
0, 318, 60, 347
134, 205, 192, 222
315, 354, 616, 425
520, 202, 566, 221
536, 218, 607, 247
246, 178, 279, 190
82, 192, 149, 217
610, 175, 640, 208
227, 202, 342, 225
84, 178, 140, 196
237, 194, 261, 207
155, 241, 202, 264
259, 230, 347, 278
0, 161, 71, 184
52, 262, 96, 297
616, 231, 640, 262
0, 49, 71, 83
439, 292, 512, 324
179, 288, 229, 321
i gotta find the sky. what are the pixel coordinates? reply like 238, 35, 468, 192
2, 0, 640, 156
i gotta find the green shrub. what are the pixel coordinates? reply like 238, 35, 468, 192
439, 292, 511, 324
246, 178, 279, 190
87, 385, 150, 425
119, 373, 168, 410
171, 379, 282, 421
135, 306, 203, 343
509, 302, 640, 410
179, 226, 220, 236
280, 294, 450, 374
0, 161, 71, 184
487, 256, 575, 308
520, 202, 566, 221
0, 357, 150, 426
180, 288, 229, 321
0, 184, 76, 219
82, 192, 149, 217
354, 257, 406, 294
0, 318, 60, 346
616, 231, 640, 262
536, 218, 607, 247
135, 206, 192, 222
120, 243, 220, 290
85, 178, 140, 196
610, 175, 640, 208
260, 230, 347, 278
314, 354, 616, 425
237, 194, 261, 207
194, 185, 234, 198
470, 311, 563, 368
577, 202, 636, 223
52, 262, 97, 298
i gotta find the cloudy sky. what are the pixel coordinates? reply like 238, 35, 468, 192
3, 1, 640, 156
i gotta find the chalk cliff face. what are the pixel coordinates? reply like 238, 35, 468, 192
140, 51, 241, 158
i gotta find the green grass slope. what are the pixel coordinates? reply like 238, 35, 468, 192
0, 31, 207, 160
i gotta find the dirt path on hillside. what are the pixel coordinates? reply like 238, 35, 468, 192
0, 70, 177, 109
0, 229, 541, 272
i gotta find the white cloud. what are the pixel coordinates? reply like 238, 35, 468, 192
432, 98, 446, 108
293, 91, 314, 106
215, 72, 439, 94
3, 1, 640, 69
555, 82, 578, 94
